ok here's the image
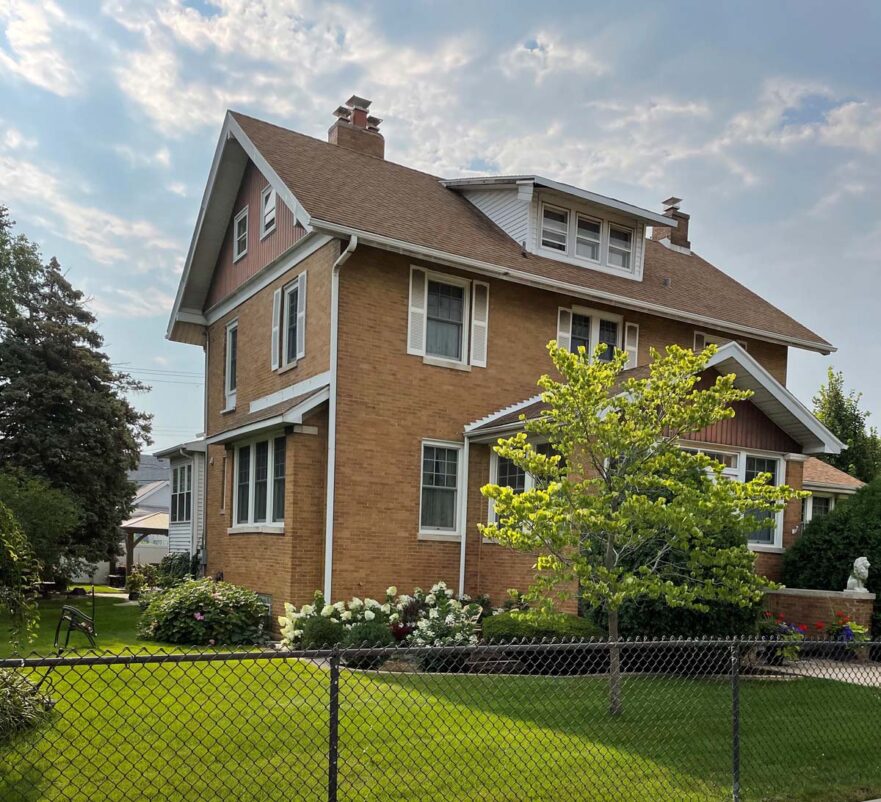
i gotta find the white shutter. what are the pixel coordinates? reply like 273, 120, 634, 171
470, 281, 489, 368
694, 331, 706, 352
556, 308, 572, 351
624, 322, 639, 367
295, 271, 307, 360
270, 288, 281, 370
407, 267, 427, 356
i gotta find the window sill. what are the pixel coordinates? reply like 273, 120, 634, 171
220, 405, 236, 415
422, 356, 471, 372
260, 226, 276, 241
418, 531, 462, 543
277, 360, 299, 376
227, 525, 285, 536
233, 251, 247, 263
748, 544, 784, 554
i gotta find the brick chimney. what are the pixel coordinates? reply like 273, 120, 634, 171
327, 95, 384, 159
652, 196, 691, 250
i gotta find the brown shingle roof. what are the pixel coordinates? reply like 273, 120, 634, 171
232, 112, 831, 351
803, 457, 865, 490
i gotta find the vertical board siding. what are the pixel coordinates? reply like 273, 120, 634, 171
463, 189, 530, 245
205, 160, 307, 310
685, 402, 800, 453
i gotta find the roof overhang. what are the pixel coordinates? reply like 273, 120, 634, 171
803, 481, 860, 495
166, 111, 314, 345
463, 342, 845, 455
121, 511, 169, 533
441, 175, 676, 228
309, 219, 835, 355
154, 439, 206, 459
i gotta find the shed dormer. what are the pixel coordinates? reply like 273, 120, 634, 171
442, 175, 675, 282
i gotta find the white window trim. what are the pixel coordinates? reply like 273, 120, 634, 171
537, 198, 639, 278
681, 443, 785, 551
223, 319, 238, 411
418, 439, 465, 541
569, 305, 624, 358
170, 464, 192, 524
231, 432, 286, 531
233, 207, 249, 262
281, 280, 299, 369
260, 186, 277, 239
422, 271, 471, 369
803, 492, 835, 524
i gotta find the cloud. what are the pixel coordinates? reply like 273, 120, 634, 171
166, 181, 189, 197
0, 125, 179, 265
87, 285, 176, 319
500, 32, 606, 85
113, 143, 173, 169
819, 101, 881, 152
0, 0, 80, 96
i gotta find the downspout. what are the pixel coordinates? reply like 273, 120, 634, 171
323, 235, 358, 599
459, 436, 470, 598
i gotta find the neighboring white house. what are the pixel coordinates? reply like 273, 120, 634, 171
154, 439, 207, 566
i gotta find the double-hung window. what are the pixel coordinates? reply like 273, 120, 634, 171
271, 272, 307, 370
420, 442, 462, 535
224, 320, 238, 410
744, 455, 780, 545
283, 282, 299, 365
575, 215, 601, 261
608, 226, 632, 270
234, 435, 286, 527
260, 186, 276, 237
488, 443, 557, 526
170, 464, 192, 523
558, 307, 623, 363
233, 207, 248, 261
803, 493, 833, 524
541, 205, 569, 252
426, 280, 466, 361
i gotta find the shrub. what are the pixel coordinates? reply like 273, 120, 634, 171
483, 611, 602, 642
341, 620, 395, 669
589, 597, 762, 638
138, 579, 266, 646
157, 552, 198, 589
0, 669, 53, 745
756, 611, 806, 663
409, 582, 482, 672
301, 616, 343, 650
783, 479, 881, 621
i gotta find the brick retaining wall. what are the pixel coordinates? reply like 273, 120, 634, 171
765, 588, 876, 632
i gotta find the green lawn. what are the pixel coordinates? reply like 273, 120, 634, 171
3, 603, 881, 801
69, 583, 125, 595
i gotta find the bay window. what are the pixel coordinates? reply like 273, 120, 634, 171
234, 435, 286, 528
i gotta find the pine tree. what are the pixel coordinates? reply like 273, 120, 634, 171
813, 368, 880, 483
0, 206, 153, 573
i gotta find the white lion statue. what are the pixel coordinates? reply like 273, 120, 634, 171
846, 556, 871, 592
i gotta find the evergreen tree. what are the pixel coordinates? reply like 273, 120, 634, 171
0, 206, 152, 573
813, 367, 880, 483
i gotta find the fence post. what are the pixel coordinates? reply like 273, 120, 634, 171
328, 645, 340, 802
730, 639, 741, 802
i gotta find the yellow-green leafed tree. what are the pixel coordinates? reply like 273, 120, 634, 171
481, 342, 804, 715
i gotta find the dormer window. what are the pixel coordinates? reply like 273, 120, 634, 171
575, 215, 601, 261
540, 205, 568, 252
608, 226, 632, 270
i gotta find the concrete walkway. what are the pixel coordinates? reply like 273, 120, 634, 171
773, 658, 881, 687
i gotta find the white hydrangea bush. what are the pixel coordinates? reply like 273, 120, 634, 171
409, 582, 482, 647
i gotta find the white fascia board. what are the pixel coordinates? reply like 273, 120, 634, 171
707, 342, 846, 454
441, 175, 674, 228
803, 481, 860, 494
166, 111, 314, 340
308, 219, 835, 355
249, 371, 331, 413
464, 393, 543, 433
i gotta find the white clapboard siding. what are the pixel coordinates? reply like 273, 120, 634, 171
168, 523, 192, 554
462, 189, 530, 245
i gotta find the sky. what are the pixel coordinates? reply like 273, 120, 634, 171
1, 0, 879, 451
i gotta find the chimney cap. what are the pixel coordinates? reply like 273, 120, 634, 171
333, 105, 352, 120
662, 196, 683, 210
346, 95, 372, 110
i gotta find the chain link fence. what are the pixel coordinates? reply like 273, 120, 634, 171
2, 638, 881, 801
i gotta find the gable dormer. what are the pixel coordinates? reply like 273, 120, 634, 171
443, 176, 675, 282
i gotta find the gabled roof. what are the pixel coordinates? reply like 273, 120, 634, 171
169, 111, 834, 354
803, 457, 865, 492
465, 343, 844, 456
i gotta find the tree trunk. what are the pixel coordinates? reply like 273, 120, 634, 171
125, 532, 134, 576
608, 608, 623, 716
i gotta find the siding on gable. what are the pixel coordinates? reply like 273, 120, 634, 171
205, 160, 307, 310
462, 189, 530, 245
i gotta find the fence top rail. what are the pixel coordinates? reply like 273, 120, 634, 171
3, 635, 879, 669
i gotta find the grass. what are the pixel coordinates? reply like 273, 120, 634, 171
69, 583, 125, 595
2, 603, 881, 801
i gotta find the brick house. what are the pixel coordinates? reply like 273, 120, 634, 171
164, 95, 859, 618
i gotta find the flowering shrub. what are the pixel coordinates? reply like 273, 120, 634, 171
279, 587, 401, 648
0, 669, 53, 746
138, 579, 267, 645
757, 611, 805, 662
824, 610, 870, 652
409, 583, 482, 672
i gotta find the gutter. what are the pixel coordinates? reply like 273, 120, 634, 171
309, 219, 835, 355
324, 235, 359, 599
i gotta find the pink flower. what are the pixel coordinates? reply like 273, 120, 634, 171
194, 612, 205, 621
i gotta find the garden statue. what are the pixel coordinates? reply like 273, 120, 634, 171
846, 556, 871, 592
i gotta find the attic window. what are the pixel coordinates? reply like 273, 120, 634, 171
234, 207, 248, 261
575, 215, 601, 261
261, 187, 276, 238
608, 226, 632, 270
540, 205, 568, 252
